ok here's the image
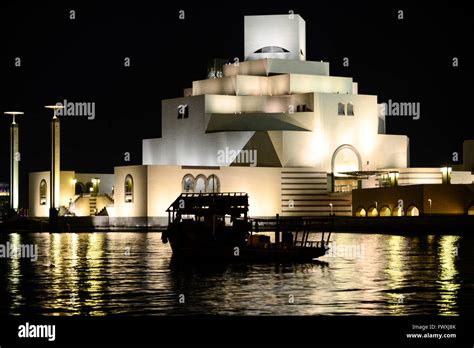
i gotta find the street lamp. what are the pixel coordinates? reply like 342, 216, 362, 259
428, 199, 432, 216
329, 203, 333, 216
4, 111, 24, 212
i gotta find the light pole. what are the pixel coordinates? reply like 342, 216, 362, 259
4, 111, 23, 212
45, 105, 64, 218
428, 199, 432, 216
329, 203, 333, 216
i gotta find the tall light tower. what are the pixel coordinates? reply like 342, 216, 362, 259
4, 111, 23, 212
45, 105, 64, 216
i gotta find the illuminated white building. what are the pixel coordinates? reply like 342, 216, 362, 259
28, 14, 473, 223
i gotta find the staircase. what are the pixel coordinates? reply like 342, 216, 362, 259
281, 168, 352, 216
89, 196, 97, 215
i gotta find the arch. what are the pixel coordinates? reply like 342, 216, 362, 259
194, 174, 207, 193
379, 205, 391, 217
392, 206, 404, 216
355, 207, 366, 217
75, 181, 84, 195
406, 205, 420, 216
367, 206, 378, 217
331, 144, 362, 176
182, 174, 195, 193
207, 174, 220, 193
85, 181, 94, 194
39, 179, 47, 205
124, 175, 134, 203
254, 46, 289, 53
468, 205, 474, 215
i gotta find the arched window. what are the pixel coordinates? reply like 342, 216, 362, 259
367, 206, 378, 217
379, 206, 391, 216
406, 205, 420, 216
207, 174, 220, 193
338, 102, 345, 115
124, 175, 134, 203
194, 175, 206, 193
347, 103, 354, 116
182, 174, 195, 193
39, 179, 47, 205
355, 207, 366, 217
392, 206, 404, 217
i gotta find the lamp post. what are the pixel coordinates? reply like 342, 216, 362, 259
329, 203, 333, 216
4, 111, 23, 212
428, 199, 432, 216
45, 105, 64, 218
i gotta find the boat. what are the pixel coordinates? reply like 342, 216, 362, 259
161, 192, 330, 262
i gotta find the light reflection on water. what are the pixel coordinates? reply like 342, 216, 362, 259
0, 232, 472, 316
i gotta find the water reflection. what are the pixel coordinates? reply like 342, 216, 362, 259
0, 232, 471, 316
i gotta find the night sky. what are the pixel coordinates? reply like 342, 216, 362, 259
1, 1, 472, 207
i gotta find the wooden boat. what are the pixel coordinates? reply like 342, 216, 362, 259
161, 192, 330, 262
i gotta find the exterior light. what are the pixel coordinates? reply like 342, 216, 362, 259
428, 198, 432, 215
45, 105, 64, 119
329, 203, 333, 216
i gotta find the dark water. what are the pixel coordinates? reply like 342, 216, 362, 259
0, 232, 473, 316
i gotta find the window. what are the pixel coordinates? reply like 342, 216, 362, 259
367, 206, 378, 217
207, 174, 220, 193
379, 206, 391, 216
182, 174, 195, 193
39, 179, 47, 205
338, 102, 345, 115
194, 175, 206, 193
347, 103, 354, 116
355, 207, 366, 217
124, 175, 134, 203
177, 104, 189, 119
406, 205, 420, 216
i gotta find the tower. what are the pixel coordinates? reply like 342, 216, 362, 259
45, 105, 64, 214
4, 111, 23, 211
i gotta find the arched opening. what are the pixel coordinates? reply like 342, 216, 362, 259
392, 206, 404, 217
331, 144, 362, 193
406, 205, 420, 217
39, 179, 47, 205
85, 182, 93, 194
207, 174, 220, 193
194, 175, 206, 193
75, 182, 84, 195
379, 205, 391, 216
355, 207, 366, 217
182, 174, 194, 193
468, 205, 474, 215
124, 175, 134, 203
367, 206, 378, 217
